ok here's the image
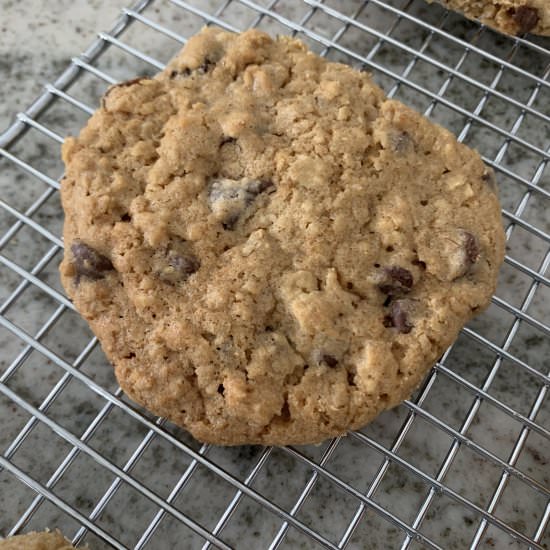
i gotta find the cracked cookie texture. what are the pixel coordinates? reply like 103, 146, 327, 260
427, 0, 549, 35
60, 28, 505, 446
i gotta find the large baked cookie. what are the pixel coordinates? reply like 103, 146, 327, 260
60, 28, 504, 446
427, 0, 549, 36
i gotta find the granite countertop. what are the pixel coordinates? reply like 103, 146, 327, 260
0, 0, 129, 133
0, 1, 548, 549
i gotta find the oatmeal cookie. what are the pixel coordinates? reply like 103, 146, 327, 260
60, 28, 504, 445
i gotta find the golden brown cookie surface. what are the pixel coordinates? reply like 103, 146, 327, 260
60, 28, 504, 445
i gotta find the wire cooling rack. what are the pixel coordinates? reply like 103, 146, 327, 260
0, 0, 549, 548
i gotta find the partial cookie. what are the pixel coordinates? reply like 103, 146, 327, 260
0, 530, 78, 550
427, 0, 549, 35
60, 28, 505, 446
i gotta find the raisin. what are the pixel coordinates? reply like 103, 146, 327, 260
71, 241, 114, 281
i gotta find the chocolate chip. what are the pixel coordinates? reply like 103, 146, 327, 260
509, 5, 539, 33
71, 241, 114, 281
208, 178, 274, 229
159, 252, 200, 283
383, 300, 413, 334
379, 266, 413, 296
463, 231, 480, 267
317, 353, 338, 368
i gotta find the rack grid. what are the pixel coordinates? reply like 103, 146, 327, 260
0, 0, 548, 548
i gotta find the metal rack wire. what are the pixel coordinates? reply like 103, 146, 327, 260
0, 0, 548, 548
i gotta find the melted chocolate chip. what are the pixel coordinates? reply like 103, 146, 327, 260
379, 266, 414, 296
383, 300, 413, 334
510, 5, 539, 33
209, 178, 275, 229
71, 241, 114, 281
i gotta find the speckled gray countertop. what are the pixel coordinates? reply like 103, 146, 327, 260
0, 1, 548, 549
